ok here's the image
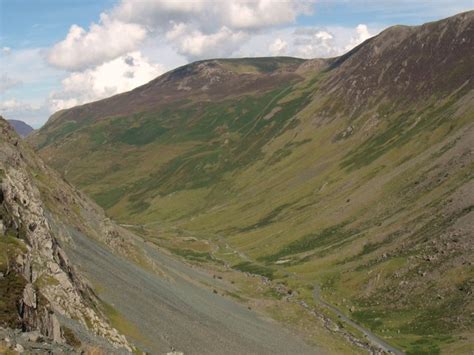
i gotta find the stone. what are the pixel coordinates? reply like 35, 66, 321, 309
21, 330, 43, 343
22, 284, 37, 309
14, 343, 24, 353
51, 314, 62, 343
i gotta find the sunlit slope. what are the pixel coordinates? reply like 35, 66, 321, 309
32, 12, 474, 354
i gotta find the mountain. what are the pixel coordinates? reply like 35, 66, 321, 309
7, 119, 34, 138
30, 11, 474, 354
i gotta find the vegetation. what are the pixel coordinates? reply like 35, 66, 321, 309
0, 235, 27, 328
30, 18, 474, 353
62, 326, 82, 348
232, 262, 275, 280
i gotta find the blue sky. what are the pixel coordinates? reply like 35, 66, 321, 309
1, 1, 114, 48
0, 0, 472, 127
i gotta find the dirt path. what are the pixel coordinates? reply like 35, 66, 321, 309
66, 229, 322, 355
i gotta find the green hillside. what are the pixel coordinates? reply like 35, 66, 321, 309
30, 12, 474, 354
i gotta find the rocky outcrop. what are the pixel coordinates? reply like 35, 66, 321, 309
0, 118, 132, 352
0, 327, 77, 354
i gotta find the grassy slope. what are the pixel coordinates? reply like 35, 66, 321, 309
31, 13, 474, 354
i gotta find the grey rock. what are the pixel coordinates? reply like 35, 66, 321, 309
20, 330, 43, 343
22, 284, 37, 309
14, 343, 25, 353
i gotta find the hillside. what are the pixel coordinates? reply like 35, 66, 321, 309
2, 117, 335, 355
0, 117, 132, 353
7, 119, 34, 138
31, 11, 474, 354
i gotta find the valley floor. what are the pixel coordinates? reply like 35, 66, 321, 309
65, 228, 323, 354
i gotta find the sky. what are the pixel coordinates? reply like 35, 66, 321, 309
0, 0, 472, 128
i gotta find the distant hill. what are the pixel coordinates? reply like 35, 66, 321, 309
30, 11, 474, 354
7, 119, 34, 137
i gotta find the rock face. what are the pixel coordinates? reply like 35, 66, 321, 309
0, 327, 77, 353
0, 117, 131, 352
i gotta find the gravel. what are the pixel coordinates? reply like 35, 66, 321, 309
66, 230, 322, 354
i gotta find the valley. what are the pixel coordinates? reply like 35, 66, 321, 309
1, 9, 472, 355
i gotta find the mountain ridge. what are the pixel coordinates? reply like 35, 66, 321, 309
7, 119, 34, 138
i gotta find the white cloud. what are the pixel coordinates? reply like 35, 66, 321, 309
65, 0, 314, 63
0, 48, 62, 126
0, 98, 47, 128
225, 1, 312, 29
49, 51, 164, 112
112, 0, 312, 31
48, 97, 79, 113
0, 99, 44, 116
290, 25, 374, 58
48, 13, 147, 70
0, 74, 22, 93
269, 38, 288, 56
46, 0, 313, 70
168, 24, 247, 60
0, 99, 31, 111
112, 0, 207, 26
291, 29, 340, 58
345, 24, 371, 51
238, 24, 377, 59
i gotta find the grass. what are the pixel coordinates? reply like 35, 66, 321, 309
94, 187, 127, 209
0, 234, 27, 328
170, 248, 214, 263
238, 203, 293, 232
341, 95, 464, 171
232, 261, 275, 280
34, 273, 60, 288
260, 224, 358, 263
217, 57, 305, 73
266, 139, 312, 166
117, 118, 169, 146
99, 298, 148, 346
62, 326, 82, 348
0, 271, 27, 328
